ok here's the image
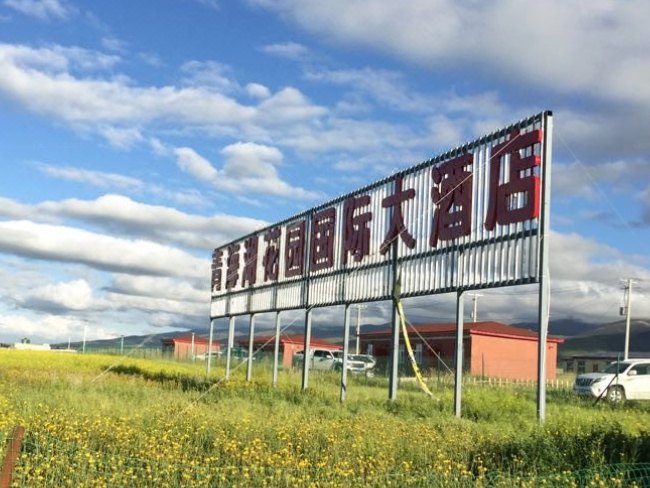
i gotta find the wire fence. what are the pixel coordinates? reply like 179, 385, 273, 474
5, 429, 650, 487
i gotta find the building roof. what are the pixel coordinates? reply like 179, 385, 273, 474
161, 335, 219, 346
240, 334, 342, 349
360, 321, 564, 344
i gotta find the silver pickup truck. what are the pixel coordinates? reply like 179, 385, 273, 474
293, 348, 376, 375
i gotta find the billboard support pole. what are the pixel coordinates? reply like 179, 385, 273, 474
340, 304, 351, 402
206, 319, 214, 378
272, 311, 282, 387
388, 241, 400, 401
454, 291, 465, 417
301, 308, 313, 391
246, 314, 255, 382
225, 316, 236, 380
536, 111, 553, 423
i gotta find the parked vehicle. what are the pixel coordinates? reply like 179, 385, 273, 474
293, 348, 341, 371
333, 352, 377, 376
573, 359, 650, 402
293, 348, 378, 375
194, 351, 221, 361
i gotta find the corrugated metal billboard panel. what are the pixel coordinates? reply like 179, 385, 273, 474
210, 112, 551, 318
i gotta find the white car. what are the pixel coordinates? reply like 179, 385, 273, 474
332, 352, 376, 376
194, 351, 221, 361
573, 359, 650, 402
293, 348, 341, 371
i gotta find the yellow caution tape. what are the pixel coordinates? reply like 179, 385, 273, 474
393, 277, 433, 398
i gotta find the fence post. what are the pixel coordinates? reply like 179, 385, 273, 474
1, 426, 25, 488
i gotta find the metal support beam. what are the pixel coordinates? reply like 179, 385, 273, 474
206, 319, 214, 378
454, 291, 464, 418
340, 304, 351, 402
355, 305, 363, 355
388, 242, 400, 401
246, 314, 255, 382
272, 312, 281, 387
301, 308, 313, 391
623, 279, 634, 361
225, 316, 236, 380
536, 112, 553, 423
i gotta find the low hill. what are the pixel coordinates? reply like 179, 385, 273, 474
559, 319, 650, 355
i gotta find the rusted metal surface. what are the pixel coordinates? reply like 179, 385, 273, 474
0, 426, 25, 488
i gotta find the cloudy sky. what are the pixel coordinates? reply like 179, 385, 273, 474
0, 0, 648, 344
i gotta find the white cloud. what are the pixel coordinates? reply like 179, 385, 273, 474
38, 164, 145, 190
107, 274, 206, 303
245, 82, 271, 99
260, 41, 310, 60
4, 0, 73, 20
251, 1, 650, 106
101, 37, 126, 53
550, 232, 628, 283
0, 43, 326, 142
18, 279, 94, 312
221, 141, 283, 178
95, 126, 144, 149
0, 220, 207, 279
36, 163, 209, 208
0, 194, 268, 250
175, 144, 321, 200
180, 60, 239, 93
250, 0, 650, 162
553, 159, 650, 202
0, 313, 83, 343
174, 147, 220, 181
104, 291, 207, 317
305, 67, 433, 113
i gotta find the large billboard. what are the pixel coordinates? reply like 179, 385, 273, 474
211, 111, 551, 318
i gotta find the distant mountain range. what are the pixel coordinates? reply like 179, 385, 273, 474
56, 318, 650, 358
557, 319, 650, 355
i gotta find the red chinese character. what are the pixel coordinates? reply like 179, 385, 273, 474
285, 220, 306, 277
342, 195, 372, 264
242, 236, 258, 287
225, 244, 240, 289
310, 208, 336, 271
430, 153, 473, 248
380, 174, 416, 254
211, 248, 223, 292
485, 129, 543, 230
262, 227, 280, 282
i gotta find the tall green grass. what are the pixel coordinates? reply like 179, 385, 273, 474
1, 350, 649, 487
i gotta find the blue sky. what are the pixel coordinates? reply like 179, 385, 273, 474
0, 0, 648, 344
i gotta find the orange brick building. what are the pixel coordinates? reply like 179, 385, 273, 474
359, 321, 563, 380
239, 334, 341, 368
161, 335, 220, 360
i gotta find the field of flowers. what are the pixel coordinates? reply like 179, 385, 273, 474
1, 350, 650, 487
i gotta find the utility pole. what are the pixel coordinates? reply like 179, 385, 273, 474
621, 278, 637, 360
469, 293, 483, 323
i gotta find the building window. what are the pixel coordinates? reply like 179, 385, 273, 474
592, 363, 599, 373
577, 361, 585, 375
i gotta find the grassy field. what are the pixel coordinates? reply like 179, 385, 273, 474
1, 350, 650, 487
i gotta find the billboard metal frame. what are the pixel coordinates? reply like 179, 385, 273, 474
207, 111, 553, 422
